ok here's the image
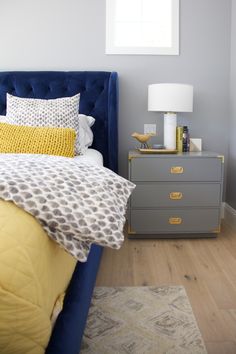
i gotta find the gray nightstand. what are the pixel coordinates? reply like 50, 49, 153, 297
128, 150, 224, 238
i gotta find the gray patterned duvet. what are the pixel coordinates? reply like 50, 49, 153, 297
0, 154, 135, 261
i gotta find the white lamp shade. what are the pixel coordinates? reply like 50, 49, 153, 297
148, 83, 193, 113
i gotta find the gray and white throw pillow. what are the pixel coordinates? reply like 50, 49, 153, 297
7, 92, 79, 128
0, 115, 13, 123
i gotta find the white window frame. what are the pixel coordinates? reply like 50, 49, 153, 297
106, 0, 179, 55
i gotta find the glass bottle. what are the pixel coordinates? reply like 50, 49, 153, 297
183, 126, 190, 152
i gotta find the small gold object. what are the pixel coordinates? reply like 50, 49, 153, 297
139, 148, 177, 154
217, 155, 224, 163
128, 151, 143, 160
212, 225, 221, 233
128, 225, 136, 235
170, 166, 184, 174
131, 132, 155, 149
170, 192, 183, 200
169, 217, 182, 225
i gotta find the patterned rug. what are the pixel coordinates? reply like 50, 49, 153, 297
81, 286, 207, 354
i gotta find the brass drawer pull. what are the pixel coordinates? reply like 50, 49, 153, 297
169, 217, 182, 225
170, 166, 184, 174
170, 192, 183, 200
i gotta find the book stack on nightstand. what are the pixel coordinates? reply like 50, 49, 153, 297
128, 150, 224, 239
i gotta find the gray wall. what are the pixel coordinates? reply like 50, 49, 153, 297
227, 0, 236, 208
0, 0, 232, 179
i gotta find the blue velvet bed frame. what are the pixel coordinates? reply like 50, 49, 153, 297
0, 71, 118, 354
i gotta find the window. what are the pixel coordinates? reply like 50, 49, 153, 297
106, 0, 179, 55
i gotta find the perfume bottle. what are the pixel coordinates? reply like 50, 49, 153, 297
182, 126, 190, 152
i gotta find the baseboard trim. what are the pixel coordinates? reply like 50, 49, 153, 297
221, 202, 225, 219
224, 202, 236, 230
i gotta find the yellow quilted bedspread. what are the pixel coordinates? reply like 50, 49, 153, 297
0, 200, 76, 354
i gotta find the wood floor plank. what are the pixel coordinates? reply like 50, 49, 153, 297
206, 341, 236, 354
162, 240, 235, 342
186, 240, 236, 310
218, 223, 236, 260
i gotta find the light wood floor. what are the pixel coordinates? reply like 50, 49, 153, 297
97, 222, 236, 354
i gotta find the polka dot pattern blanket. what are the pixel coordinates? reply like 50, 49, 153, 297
0, 154, 135, 261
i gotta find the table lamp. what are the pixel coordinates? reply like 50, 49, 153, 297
148, 83, 193, 150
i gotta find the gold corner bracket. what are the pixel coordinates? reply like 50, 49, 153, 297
212, 225, 221, 233
128, 225, 136, 235
217, 155, 224, 164
128, 153, 140, 161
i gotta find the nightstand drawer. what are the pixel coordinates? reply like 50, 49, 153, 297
130, 157, 222, 182
131, 183, 221, 208
130, 209, 220, 234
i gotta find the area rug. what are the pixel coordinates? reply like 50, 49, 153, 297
81, 286, 207, 354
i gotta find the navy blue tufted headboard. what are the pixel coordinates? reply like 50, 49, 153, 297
0, 71, 118, 172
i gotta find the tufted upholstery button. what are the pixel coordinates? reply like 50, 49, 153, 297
89, 103, 95, 110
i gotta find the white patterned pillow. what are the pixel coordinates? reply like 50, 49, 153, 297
0, 115, 13, 123
6, 93, 80, 151
7, 93, 80, 128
